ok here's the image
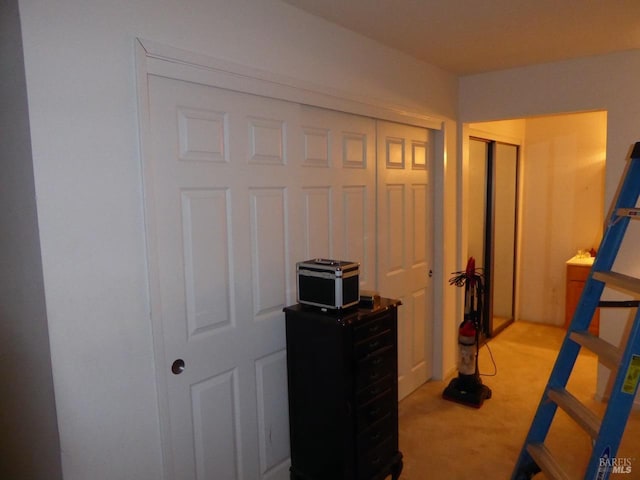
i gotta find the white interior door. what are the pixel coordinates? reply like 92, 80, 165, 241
145, 75, 378, 480
376, 120, 434, 400
147, 75, 300, 480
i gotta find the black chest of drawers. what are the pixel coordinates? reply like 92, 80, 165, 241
284, 298, 403, 480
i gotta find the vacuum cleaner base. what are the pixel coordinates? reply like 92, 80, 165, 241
442, 376, 492, 408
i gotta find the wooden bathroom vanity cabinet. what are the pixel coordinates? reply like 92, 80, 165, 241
565, 257, 600, 335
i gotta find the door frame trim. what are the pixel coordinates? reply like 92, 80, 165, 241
137, 38, 443, 130
135, 37, 448, 479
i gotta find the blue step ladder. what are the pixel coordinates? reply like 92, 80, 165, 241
512, 142, 640, 480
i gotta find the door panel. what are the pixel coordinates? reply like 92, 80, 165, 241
468, 138, 519, 336
376, 120, 433, 400
149, 76, 298, 480
146, 78, 378, 479
492, 143, 518, 322
297, 105, 377, 289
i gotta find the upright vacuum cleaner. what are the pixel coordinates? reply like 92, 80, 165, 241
442, 257, 492, 408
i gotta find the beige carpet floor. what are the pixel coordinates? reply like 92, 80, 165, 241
397, 321, 640, 479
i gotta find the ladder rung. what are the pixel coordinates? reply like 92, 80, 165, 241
616, 207, 640, 218
593, 271, 640, 296
569, 331, 622, 370
526, 443, 570, 480
547, 388, 601, 439
598, 300, 640, 308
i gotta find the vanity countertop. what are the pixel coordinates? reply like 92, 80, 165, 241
566, 255, 595, 266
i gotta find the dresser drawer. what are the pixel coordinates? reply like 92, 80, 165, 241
355, 330, 393, 359
357, 436, 395, 480
354, 312, 393, 343
356, 390, 394, 431
356, 376, 392, 405
357, 413, 393, 453
355, 346, 394, 391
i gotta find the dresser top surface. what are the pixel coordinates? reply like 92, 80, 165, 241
284, 297, 400, 323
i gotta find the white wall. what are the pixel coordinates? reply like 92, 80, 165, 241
17, 1, 459, 478
0, 1, 62, 479
519, 112, 606, 326
460, 49, 640, 402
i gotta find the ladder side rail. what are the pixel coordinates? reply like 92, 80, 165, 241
583, 307, 640, 479
579, 150, 640, 479
577, 151, 640, 479
512, 147, 640, 480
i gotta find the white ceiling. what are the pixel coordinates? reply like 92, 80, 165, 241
282, 0, 640, 75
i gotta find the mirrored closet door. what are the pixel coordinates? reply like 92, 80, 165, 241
468, 138, 519, 337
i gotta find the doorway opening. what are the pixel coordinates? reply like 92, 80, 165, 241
465, 111, 607, 338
